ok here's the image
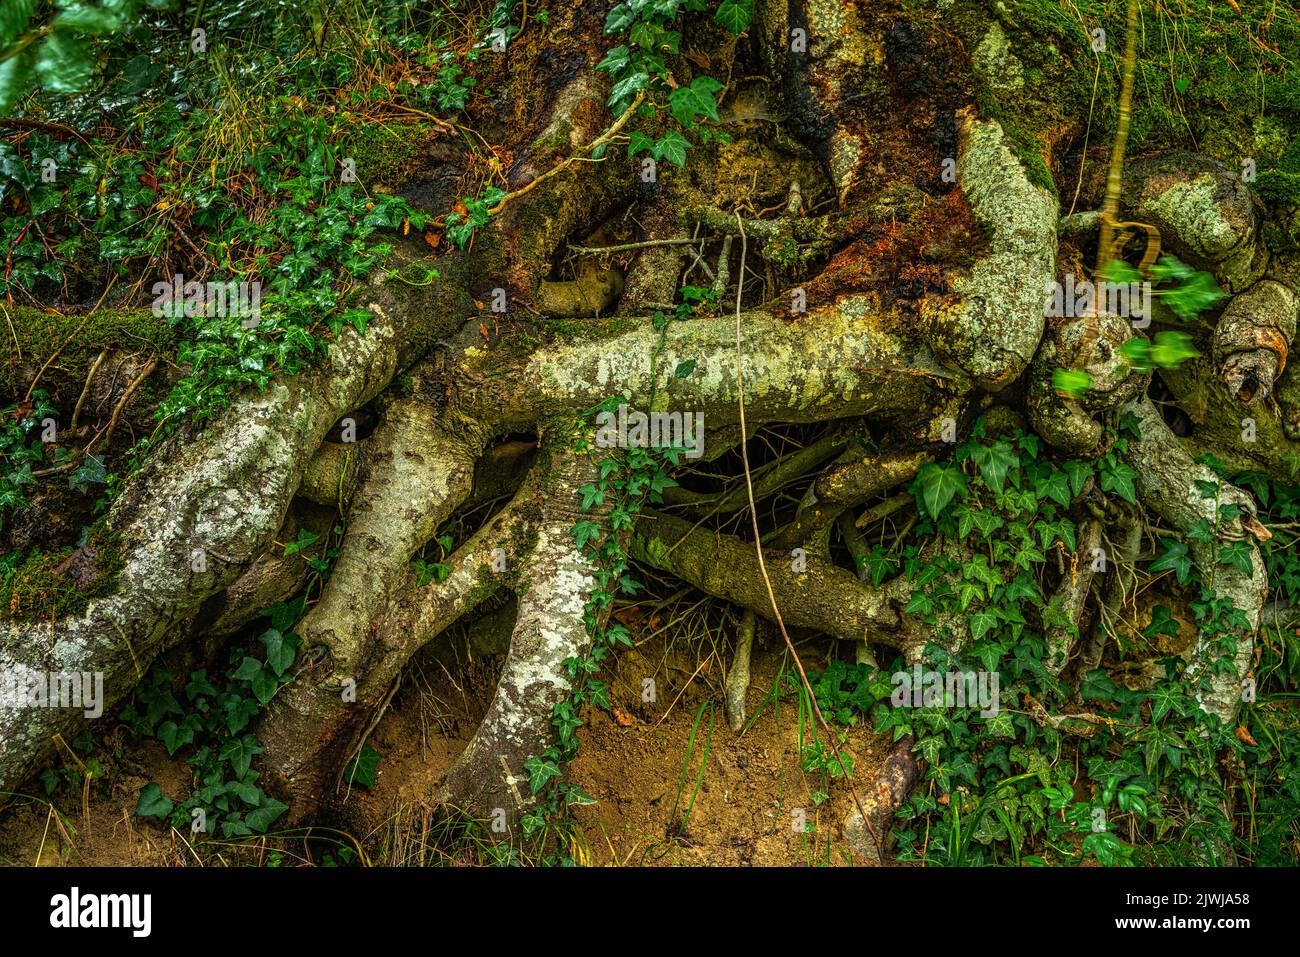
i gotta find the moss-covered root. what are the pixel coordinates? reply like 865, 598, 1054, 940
843, 732, 918, 865
1213, 278, 1297, 404
630, 509, 912, 649
434, 447, 602, 822
724, 608, 756, 733
294, 390, 483, 675
776, 446, 933, 549
1121, 151, 1266, 295
917, 111, 1057, 392
1027, 310, 1150, 454
1045, 519, 1102, 675
1122, 398, 1267, 723
261, 467, 541, 824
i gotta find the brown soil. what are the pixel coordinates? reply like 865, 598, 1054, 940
0, 620, 891, 867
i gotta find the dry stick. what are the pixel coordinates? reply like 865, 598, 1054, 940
489, 91, 646, 216
568, 238, 703, 256
70, 349, 108, 432
730, 212, 885, 862
92, 357, 157, 453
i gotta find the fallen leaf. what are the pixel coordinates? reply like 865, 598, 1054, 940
611, 707, 636, 727
1236, 724, 1258, 747
423, 230, 442, 250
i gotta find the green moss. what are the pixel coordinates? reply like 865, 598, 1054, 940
0, 526, 123, 624
340, 121, 437, 191
2, 307, 176, 397
935, 0, 1300, 211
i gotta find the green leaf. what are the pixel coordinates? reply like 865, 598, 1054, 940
970, 609, 998, 642
251, 667, 280, 705
715, 0, 754, 33
524, 755, 563, 793
135, 783, 173, 819
652, 130, 689, 166
233, 656, 264, 681
969, 440, 1018, 494
1149, 539, 1193, 585
246, 798, 289, 832
260, 628, 298, 677
1218, 540, 1254, 575
219, 735, 265, 779
1098, 457, 1138, 504
673, 358, 696, 378
0, 51, 34, 115
668, 75, 723, 127
342, 744, 381, 789
914, 462, 967, 519
1038, 470, 1071, 507
1052, 368, 1092, 399
283, 528, 320, 556
1149, 330, 1199, 369
34, 32, 93, 93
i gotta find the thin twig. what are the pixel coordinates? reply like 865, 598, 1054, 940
70, 349, 107, 432
489, 91, 645, 216
568, 238, 702, 256
730, 211, 884, 862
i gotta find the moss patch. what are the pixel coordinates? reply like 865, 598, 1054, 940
2, 307, 176, 399
0, 526, 123, 624
340, 121, 438, 192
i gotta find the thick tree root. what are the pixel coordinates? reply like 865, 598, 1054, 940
434, 447, 601, 822
1123, 398, 1267, 722
630, 510, 913, 651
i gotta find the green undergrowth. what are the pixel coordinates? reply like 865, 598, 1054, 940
807, 416, 1300, 866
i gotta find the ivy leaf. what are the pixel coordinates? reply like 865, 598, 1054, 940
609, 70, 649, 107
626, 130, 654, 156
524, 755, 563, 793
969, 440, 1019, 494
715, 0, 755, 33
283, 528, 320, 556
572, 519, 601, 550
1098, 457, 1138, 504
596, 44, 630, 74
342, 744, 381, 789
1063, 460, 1092, 497
1143, 605, 1181, 640
1149, 539, 1193, 585
246, 798, 289, 832
233, 656, 263, 682
673, 358, 696, 378
135, 783, 173, 819
668, 75, 723, 127
1037, 470, 1071, 508
970, 609, 998, 642
914, 462, 967, 519
251, 667, 280, 705
219, 735, 265, 779
652, 129, 690, 167
1218, 540, 1254, 575
260, 628, 299, 677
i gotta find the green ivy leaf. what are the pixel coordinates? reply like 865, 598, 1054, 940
715, 0, 754, 33
343, 744, 381, 789
1149, 539, 1193, 585
652, 129, 689, 166
914, 462, 967, 519
135, 783, 173, 819
219, 735, 265, 779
